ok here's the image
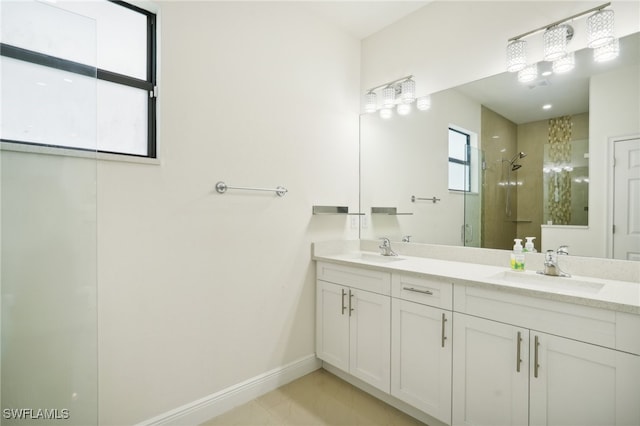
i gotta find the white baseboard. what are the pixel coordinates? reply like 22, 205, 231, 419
137, 354, 321, 426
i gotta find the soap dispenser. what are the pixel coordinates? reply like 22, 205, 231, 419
524, 237, 537, 253
511, 239, 525, 271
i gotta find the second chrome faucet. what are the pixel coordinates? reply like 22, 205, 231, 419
379, 238, 398, 256
539, 245, 571, 277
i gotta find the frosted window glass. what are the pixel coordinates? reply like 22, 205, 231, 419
97, 81, 147, 156
449, 130, 468, 161
449, 163, 469, 192
1, 0, 96, 67
0, 57, 97, 150
2, 1, 147, 79
57, 0, 148, 79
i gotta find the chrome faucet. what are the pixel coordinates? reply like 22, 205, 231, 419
379, 238, 398, 256
402, 235, 412, 243
539, 246, 571, 277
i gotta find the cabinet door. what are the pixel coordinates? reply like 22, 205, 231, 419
316, 280, 349, 372
452, 313, 529, 426
391, 299, 452, 424
530, 332, 640, 426
349, 288, 391, 393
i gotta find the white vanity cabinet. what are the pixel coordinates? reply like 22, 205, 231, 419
316, 262, 391, 393
453, 285, 640, 426
391, 274, 453, 424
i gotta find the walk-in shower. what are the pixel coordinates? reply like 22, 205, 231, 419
504, 152, 527, 216
1, 1, 98, 424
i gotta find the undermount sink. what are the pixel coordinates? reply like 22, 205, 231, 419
345, 252, 406, 263
490, 270, 605, 294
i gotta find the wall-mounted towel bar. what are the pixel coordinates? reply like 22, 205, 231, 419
215, 181, 288, 197
411, 196, 441, 203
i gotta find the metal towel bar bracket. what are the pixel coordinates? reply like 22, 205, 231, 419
215, 181, 288, 197
411, 195, 441, 203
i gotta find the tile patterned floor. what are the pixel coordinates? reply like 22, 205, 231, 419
200, 368, 427, 426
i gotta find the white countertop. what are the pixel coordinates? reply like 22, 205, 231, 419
314, 251, 640, 314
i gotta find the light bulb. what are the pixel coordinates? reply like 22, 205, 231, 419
379, 108, 392, 119
397, 103, 411, 116
594, 38, 619, 62
517, 63, 537, 83
506, 39, 527, 72
552, 52, 575, 73
416, 96, 431, 111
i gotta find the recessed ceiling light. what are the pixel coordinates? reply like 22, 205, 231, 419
542, 104, 552, 110
541, 70, 553, 77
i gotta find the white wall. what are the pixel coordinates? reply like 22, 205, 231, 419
96, 2, 360, 424
362, 0, 640, 257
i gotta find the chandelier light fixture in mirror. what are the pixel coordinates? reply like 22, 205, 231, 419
506, 2, 618, 84
362, 76, 430, 119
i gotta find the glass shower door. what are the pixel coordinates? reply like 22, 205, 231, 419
1, 1, 98, 424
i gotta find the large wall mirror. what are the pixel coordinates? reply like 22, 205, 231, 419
360, 31, 639, 259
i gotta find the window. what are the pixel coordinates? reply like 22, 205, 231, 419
448, 128, 471, 192
0, 0, 157, 158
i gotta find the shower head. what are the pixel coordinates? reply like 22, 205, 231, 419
510, 151, 527, 163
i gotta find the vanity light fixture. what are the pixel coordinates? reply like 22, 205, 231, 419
364, 91, 377, 113
382, 85, 395, 108
400, 78, 416, 103
380, 108, 393, 119
593, 37, 619, 62
397, 103, 411, 116
363, 75, 427, 117
544, 24, 572, 62
587, 8, 615, 48
506, 2, 615, 79
506, 39, 527, 72
552, 51, 575, 73
416, 95, 431, 111
518, 63, 538, 83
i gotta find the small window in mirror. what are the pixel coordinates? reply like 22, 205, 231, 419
448, 128, 471, 192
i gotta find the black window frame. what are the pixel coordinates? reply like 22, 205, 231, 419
0, 0, 157, 158
448, 127, 471, 192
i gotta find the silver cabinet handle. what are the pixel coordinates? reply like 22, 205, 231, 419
341, 289, 347, 315
441, 313, 447, 348
349, 290, 354, 317
534, 335, 540, 378
516, 331, 522, 372
403, 287, 434, 296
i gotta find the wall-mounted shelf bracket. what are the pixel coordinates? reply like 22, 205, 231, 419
371, 207, 413, 215
312, 206, 364, 215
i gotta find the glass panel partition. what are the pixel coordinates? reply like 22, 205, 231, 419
1, 1, 98, 425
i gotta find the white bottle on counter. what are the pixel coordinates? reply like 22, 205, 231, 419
524, 237, 537, 253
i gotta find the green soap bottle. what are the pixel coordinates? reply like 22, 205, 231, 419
510, 239, 525, 271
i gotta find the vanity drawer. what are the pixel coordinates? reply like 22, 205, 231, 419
616, 311, 640, 355
392, 273, 453, 310
317, 261, 391, 295
454, 284, 617, 349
